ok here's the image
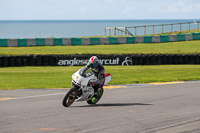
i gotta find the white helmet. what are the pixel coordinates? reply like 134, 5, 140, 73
88, 56, 99, 69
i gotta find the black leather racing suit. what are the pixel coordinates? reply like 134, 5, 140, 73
80, 63, 105, 91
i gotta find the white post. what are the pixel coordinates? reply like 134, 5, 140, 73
171, 24, 173, 33
189, 22, 190, 31
125, 27, 127, 36
135, 27, 136, 36
153, 25, 154, 34
114, 27, 116, 36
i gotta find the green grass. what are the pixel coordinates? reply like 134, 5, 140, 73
1, 65, 200, 90
0, 40, 200, 55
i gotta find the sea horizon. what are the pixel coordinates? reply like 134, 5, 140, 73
0, 19, 199, 38
0, 19, 200, 23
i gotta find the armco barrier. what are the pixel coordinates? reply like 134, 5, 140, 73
0, 54, 200, 67
0, 33, 200, 47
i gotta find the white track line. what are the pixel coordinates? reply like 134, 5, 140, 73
1, 81, 195, 102
0, 92, 66, 101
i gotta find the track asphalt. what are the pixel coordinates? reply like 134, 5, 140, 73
0, 81, 200, 133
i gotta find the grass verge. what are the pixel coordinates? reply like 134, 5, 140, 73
1, 65, 200, 90
0, 40, 200, 55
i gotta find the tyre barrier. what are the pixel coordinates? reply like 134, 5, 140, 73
0, 54, 200, 67
0, 32, 200, 47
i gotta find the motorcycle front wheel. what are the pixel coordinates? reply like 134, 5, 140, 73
87, 87, 104, 105
62, 87, 78, 107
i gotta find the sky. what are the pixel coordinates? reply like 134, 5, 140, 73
0, 0, 200, 20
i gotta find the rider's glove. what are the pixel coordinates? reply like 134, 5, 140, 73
86, 62, 91, 68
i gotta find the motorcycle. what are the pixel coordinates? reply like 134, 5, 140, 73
62, 67, 111, 107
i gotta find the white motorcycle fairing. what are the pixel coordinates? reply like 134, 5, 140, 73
72, 69, 97, 102
71, 68, 111, 102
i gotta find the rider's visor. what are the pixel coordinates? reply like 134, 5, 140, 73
91, 62, 98, 68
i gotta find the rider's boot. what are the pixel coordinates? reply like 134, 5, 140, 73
93, 84, 103, 98
93, 89, 99, 98
93, 87, 100, 98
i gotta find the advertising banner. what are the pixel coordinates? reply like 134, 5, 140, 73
0, 54, 200, 67
57, 55, 133, 66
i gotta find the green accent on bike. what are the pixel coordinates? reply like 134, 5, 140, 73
91, 89, 103, 104
91, 97, 99, 104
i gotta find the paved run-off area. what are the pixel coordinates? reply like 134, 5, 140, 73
0, 81, 200, 133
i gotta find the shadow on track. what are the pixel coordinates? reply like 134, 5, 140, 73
72, 103, 152, 108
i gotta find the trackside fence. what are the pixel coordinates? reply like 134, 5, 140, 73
105, 21, 200, 36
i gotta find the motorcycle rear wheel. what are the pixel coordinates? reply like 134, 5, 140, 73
87, 88, 104, 105
62, 87, 78, 107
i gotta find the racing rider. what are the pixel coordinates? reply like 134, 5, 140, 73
81, 56, 105, 97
